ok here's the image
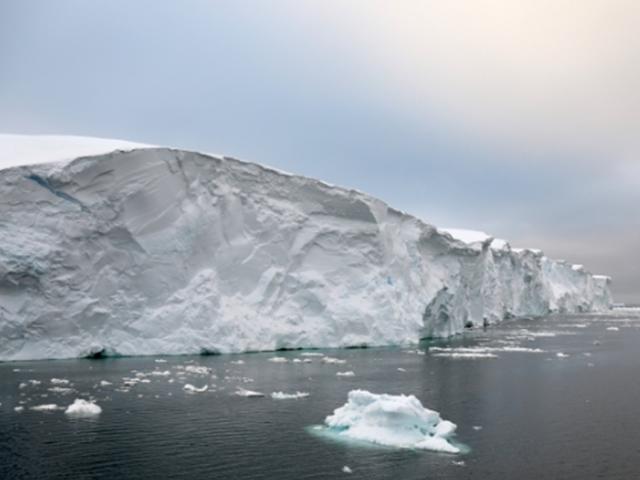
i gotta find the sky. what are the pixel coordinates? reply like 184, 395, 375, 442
1, 0, 638, 302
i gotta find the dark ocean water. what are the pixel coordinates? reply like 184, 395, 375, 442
2, 310, 640, 479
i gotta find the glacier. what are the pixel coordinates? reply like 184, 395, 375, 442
0, 134, 612, 361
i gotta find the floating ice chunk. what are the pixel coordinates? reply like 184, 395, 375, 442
271, 391, 310, 400
606, 326, 620, 331
50, 378, 70, 385
472, 425, 483, 431
30, 404, 60, 411
183, 384, 208, 393
184, 365, 211, 375
323, 390, 460, 453
150, 370, 171, 377
397, 368, 407, 372
268, 357, 289, 363
155, 359, 168, 363
14, 406, 24, 413
321, 357, 347, 364
235, 388, 265, 398
48, 386, 74, 394
432, 352, 498, 359
342, 466, 353, 474
556, 352, 569, 358
300, 352, 325, 357
452, 460, 466, 466
230, 360, 245, 365
99, 380, 112, 387
65, 399, 102, 416
336, 371, 355, 377
430, 346, 544, 354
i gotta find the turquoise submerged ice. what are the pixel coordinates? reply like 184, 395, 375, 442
324, 390, 460, 453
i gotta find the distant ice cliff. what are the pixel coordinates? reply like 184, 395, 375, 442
0, 134, 612, 360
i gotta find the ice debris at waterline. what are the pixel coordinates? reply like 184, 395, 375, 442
0, 134, 613, 361
271, 391, 310, 400
64, 399, 102, 417
316, 390, 462, 453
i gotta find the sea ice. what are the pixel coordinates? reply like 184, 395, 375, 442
65, 399, 102, 416
30, 404, 60, 411
184, 366, 211, 375
183, 384, 208, 393
271, 391, 310, 400
50, 378, 70, 385
323, 390, 460, 453
432, 352, 498, 359
235, 388, 265, 398
321, 357, 347, 364
267, 357, 289, 363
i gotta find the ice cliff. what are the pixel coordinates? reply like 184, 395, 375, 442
0, 134, 612, 361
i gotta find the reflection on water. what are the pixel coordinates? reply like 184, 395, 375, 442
1, 310, 640, 479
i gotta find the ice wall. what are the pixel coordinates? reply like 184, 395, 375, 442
0, 136, 612, 360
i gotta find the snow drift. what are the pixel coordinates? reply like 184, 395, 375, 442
323, 389, 460, 453
0, 134, 612, 360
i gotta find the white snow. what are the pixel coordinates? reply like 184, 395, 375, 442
235, 388, 265, 398
439, 228, 492, 245
183, 384, 208, 393
324, 390, 460, 453
0, 134, 613, 361
271, 391, 310, 400
64, 399, 102, 416
0, 133, 152, 170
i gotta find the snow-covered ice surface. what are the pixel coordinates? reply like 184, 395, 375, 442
320, 390, 461, 453
0, 134, 613, 360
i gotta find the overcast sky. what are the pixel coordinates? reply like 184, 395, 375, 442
1, 1, 638, 302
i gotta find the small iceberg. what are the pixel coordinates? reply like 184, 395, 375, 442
235, 387, 265, 398
318, 390, 461, 453
65, 399, 102, 417
183, 384, 208, 393
271, 391, 310, 400
30, 404, 60, 412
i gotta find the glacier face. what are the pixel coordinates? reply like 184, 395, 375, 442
0, 136, 612, 360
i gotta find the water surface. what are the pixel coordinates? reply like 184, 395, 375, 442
2, 310, 640, 479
